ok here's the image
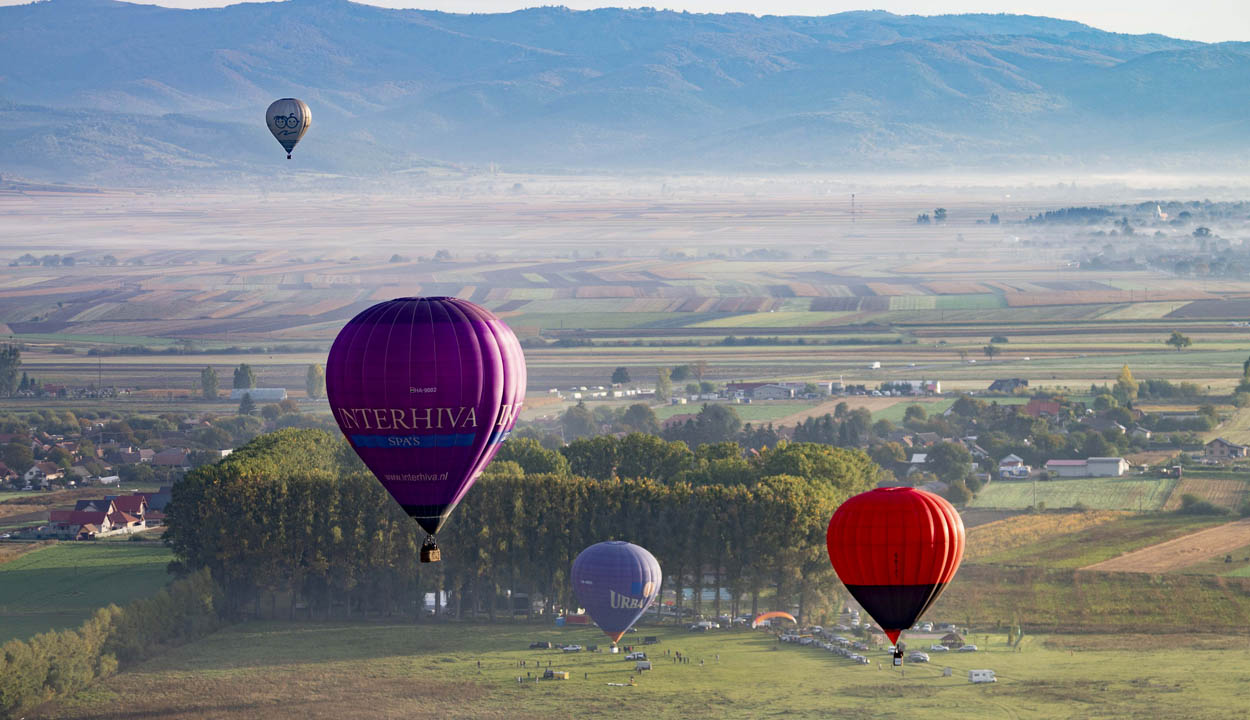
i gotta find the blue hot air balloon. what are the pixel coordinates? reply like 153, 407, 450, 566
571, 541, 662, 643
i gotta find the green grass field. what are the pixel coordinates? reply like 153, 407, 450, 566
31, 622, 1250, 720
969, 476, 1179, 511
0, 542, 173, 642
653, 401, 820, 423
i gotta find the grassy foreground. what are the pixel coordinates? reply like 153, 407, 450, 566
0, 542, 173, 642
31, 622, 1250, 720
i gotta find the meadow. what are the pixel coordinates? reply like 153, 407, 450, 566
0, 542, 173, 642
29, 621, 1250, 720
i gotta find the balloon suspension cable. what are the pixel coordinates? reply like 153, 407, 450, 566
420, 534, 441, 563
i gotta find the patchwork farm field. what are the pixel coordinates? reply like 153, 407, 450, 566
0, 542, 173, 642
29, 622, 1250, 720
1082, 518, 1250, 574
6, 192, 1250, 400
968, 476, 1180, 512
969, 514, 1228, 568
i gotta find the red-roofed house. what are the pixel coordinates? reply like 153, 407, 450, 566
663, 413, 698, 430
111, 495, 147, 518
151, 448, 190, 469
107, 511, 143, 532
1023, 399, 1062, 418
46, 510, 112, 539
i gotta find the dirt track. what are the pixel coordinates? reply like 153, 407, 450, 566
1082, 518, 1250, 573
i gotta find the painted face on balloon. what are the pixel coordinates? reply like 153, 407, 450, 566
326, 297, 526, 536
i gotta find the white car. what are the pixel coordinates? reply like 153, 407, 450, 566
929, 644, 949, 652
625, 651, 647, 661
561, 645, 583, 653
957, 644, 978, 653
908, 652, 930, 663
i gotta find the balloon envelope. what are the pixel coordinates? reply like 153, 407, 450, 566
326, 297, 525, 536
826, 487, 964, 645
266, 98, 311, 157
571, 541, 662, 643
751, 611, 796, 629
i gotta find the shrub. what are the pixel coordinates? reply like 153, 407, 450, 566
1178, 493, 1229, 516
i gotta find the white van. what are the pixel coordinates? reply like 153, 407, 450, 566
635, 661, 652, 671
968, 669, 997, 684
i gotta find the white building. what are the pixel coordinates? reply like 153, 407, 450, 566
230, 388, 288, 402
752, 384, 795, 400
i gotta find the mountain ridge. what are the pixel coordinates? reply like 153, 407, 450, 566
0, 1, 1245, 184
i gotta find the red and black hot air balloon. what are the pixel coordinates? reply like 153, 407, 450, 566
826, 487, 964, 663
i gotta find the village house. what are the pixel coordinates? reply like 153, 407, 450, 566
23, 461, 63, 487
1205, 437, 1247, 459
1023, 398, 1062, 418
152, 448, 191, 470
998, 454, 1031, 479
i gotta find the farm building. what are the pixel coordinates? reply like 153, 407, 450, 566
940, 632, 965, 649
1044, 457, 1128, 478
229, 388, 288, 402
753, 384, 795, 400
1205, 438, 1247, 459
988, 378, 1028, 393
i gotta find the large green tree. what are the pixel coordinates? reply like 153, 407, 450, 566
0, 344, 20, 396
200, 366, 219, 401
233, 363, 257, 389
305, 364, 325, 399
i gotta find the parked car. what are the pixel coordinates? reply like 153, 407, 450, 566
920, 622, 934, 632
957, 644, 979, 653
529, 641, 554, 649
643, 636, 660, 645
798, 637, 814, 646
908, 652, 930, 663
929, 644, 949, 652
635, 660, 652, 671
625, 652, 647, 661
561, 645, 583, 653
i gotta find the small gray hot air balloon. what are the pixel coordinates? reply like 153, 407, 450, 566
266, 98, 311, 159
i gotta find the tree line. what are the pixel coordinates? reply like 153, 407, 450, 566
0, 569, 222, 720
163, 429, 883, 630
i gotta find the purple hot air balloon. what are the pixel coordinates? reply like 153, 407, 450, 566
326, 297, 526, 562
571, 541, 662, 644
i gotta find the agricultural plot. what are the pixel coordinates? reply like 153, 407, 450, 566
963, 511, 1127, 562
969, 476, 1178, 512
31, 623, 1250, 720
0, 542, 173, 642
971, 514, 1228, 568
1081, 518, 1250, 574
1161, 473, 1250, 511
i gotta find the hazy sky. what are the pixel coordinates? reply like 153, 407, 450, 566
9, 0, 1249, 42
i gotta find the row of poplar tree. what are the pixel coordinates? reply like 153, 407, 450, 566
164, 429, 884, 625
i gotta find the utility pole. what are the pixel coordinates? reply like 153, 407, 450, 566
851, 194, 856, 223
